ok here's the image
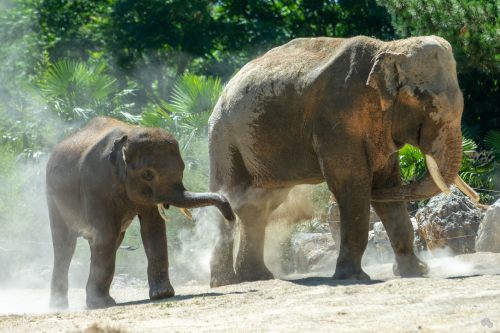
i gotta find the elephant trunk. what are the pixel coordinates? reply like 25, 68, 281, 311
372, 129, 465, 202
162, 189, 236, 222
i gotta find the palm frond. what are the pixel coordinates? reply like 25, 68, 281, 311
166, 74, 222, 119
462, 136, 477, 153
140, 106, 177, 134
36, 59, 119, 121
399, 144, 426, 183
485, 130, 500, 160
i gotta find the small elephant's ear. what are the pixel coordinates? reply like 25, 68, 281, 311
366, 52, 405, 110
108, 135, 128, 181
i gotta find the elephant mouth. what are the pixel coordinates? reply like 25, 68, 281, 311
157, 203, 192, 222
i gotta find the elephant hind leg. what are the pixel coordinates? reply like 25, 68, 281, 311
209, 145, 242, 287
233, 187, 291, 283
48, 200, 77, 309
210, 212, 238, 287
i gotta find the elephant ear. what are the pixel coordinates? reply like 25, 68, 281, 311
108, 135, 128, 181
366, 52, 405, 110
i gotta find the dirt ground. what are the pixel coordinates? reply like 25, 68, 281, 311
1, 252, 500, 333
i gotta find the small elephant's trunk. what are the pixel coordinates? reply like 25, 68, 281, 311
165, 189, 236, 222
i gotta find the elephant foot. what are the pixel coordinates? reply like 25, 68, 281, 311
49, 295, 68, 310
393, 254, 429, 277
86, 295, 116, 309
235, 263, 274, 283
332, 270, 371, 280
150, 283, 175, 300
333, 261, 371, 280
210, 269, 239, 288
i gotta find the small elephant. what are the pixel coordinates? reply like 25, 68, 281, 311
208, 35, 479, 286
46, 117, 235, 309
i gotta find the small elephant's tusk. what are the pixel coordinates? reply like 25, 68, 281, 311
180, 208, 193, 219
454, 175, 480, 203
425, 155, 451, 194
157, 204, 169, 222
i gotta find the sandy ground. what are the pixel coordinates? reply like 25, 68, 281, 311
1, 253, 500, 333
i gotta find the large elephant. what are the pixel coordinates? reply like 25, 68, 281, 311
208, 35, 479, 286
46, 117, 235, 309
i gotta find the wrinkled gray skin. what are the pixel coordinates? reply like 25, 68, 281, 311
47, 117, 235, 309
208, 36, 464, 286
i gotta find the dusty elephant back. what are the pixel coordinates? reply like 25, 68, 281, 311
209, 37, 378, 187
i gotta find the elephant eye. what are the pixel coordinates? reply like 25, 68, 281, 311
141, 170, 155, 181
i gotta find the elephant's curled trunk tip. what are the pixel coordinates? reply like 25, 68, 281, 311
217, 195, 236, 222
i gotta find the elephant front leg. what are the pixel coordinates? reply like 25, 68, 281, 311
372, 155, 428, 277
315, 135, 372, 280
86, 232, 119, 309
372, 201, 428, 277
139, 208, 174, 300
332, 186, 372, 280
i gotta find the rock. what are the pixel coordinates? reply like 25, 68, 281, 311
475, 199, 500, 253
290, 232, 336, 273
412, 217, 427, 252
365, 222, 394, 264
415, 186, 484, 254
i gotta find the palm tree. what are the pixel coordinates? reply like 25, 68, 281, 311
140, 73, 223, 152
36, 59, 132, 122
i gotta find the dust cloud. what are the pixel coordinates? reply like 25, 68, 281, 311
169, 207, 220, 285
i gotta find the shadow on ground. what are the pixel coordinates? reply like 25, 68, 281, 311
118, 290, 256, 307
284, 276, 384, 287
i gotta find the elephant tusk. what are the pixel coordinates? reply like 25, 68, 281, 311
157, 204, 169, 222
454, 175, 480, 203
180, 208, 192, 219
425, 155, 451, 195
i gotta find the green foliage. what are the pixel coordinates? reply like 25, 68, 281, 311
37, 60, 117, 120
201, 0, 394, 77
484, 130, 500, 190
399, 136, 499, 202
166, 74, 222, 134
311, 183, 332, 216
1, 0, 499, 282
36, 59, 136, 127
399, 144, 426, 183
34, 0, 109, 61
141, 74, 222, 140
485, 130, 500, 160
140, 74, 223, 193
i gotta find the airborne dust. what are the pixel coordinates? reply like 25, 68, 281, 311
0, 143, 496, 316
0, 1, 497, 314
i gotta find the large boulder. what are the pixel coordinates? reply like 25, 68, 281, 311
415, 187, 484, 254
290, 232, 336, 273
475, 199, 500, 253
